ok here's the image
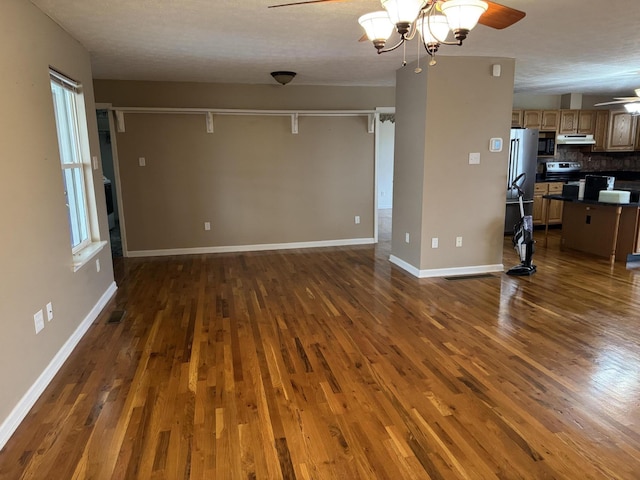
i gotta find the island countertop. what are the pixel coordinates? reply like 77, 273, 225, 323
542, 194, 640, 208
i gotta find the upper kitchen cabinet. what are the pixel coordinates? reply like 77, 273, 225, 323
559, 110, 596, 134
606, 110, 637, 151
512, 109, 523, 128
523, 110, 560, 131
592, 110, 610, 152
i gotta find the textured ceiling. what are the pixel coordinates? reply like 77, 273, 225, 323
30, 0, 640, 96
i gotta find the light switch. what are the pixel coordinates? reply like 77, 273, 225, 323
469, 152, 480, 164
138, 157, 146, 167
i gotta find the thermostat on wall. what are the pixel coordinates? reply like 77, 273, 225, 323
489, 137, 503, 152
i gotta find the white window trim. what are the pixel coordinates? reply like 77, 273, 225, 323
50, 68, 104, 270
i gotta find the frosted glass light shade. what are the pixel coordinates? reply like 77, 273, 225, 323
624, 103, 640, 115
440, 0, 488, 31
380, 0, 426, 25
358, 11, 395, 41
416, 14, 450, 43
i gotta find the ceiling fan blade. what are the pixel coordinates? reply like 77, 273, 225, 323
612, 97, 640, 101
477, 1, 526, 30
594, 100, 638, 106
358, 33, 368, 42
268, 0, 349, 8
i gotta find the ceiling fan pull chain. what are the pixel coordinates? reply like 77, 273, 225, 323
402, 40, 407, 66
415, 34, 422, 73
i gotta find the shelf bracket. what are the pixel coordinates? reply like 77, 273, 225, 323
368, 113, 375, 133
115, 110, 125, 133
205, 112, 214, 133
291, 113, 299, 134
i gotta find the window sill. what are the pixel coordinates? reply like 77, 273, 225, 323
72, 241, 108, 272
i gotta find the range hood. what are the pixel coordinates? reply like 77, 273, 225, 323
556, 134, 596, 145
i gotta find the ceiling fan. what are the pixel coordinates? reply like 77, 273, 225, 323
594, 88, 640, 107
268, 0, 525, 66
268, 0, 525, 30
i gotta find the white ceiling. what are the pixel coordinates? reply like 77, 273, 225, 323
30, 0, 640, 97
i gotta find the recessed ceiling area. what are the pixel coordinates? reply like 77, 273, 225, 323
30, 0, 640, 96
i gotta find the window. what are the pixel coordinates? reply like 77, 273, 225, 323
50, 69, 92, 253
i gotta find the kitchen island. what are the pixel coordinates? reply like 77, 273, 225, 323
542, 195, 640, 265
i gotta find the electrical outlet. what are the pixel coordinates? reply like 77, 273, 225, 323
354, 216, 360, 224
431, 237, 439, 248
34, 310, 44, 334
138, 157, 146, 167
468, 152, 480, 164
405, 232, 410, 243
46, 302, 54, 321
96, 259, 101, 272
456, 236, 463, 247
204, 222, 211, 231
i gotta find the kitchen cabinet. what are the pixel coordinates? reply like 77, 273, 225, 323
592, 110, 610, 152
635, 116, 640, 150
578, 110, 596, 134
547, 183, 564, 223
533, 182, 563, 226
523, 110, 560, 131
606, 110, 637, 151
559, 110, 596, 134
512, 109, 523, 128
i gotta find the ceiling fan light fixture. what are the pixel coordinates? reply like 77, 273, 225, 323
624, 103, 640, 115
271, 71, 297, 85
381, 0, 426, 26
416, 14, 450, 44
440, 0, 488, 39
358, 11, 395, 48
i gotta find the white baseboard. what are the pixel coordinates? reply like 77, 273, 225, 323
390, 255, 504, 278
0, 281, 118, 450
128, 237, 376, 258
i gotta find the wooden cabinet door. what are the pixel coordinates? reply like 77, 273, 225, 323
547, 183, 564, 224
541, 110, 560, 131
606, 111, 637, 151
559, 110, 578, 134
532, 183, 548, 226
577, 110, 596, 134
523, 110, 542, 129
512, 109, 523, 128
592, 110, 609, 152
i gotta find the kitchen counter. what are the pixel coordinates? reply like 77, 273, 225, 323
542, 194, 640, 208
542, 195, 640, 264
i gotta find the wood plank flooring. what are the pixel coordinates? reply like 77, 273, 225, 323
2, 226, 640, 479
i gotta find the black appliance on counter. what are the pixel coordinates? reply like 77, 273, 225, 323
583, 175, 615, 201
505, 128, 538, 234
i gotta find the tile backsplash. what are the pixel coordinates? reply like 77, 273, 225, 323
554, 146, 640, 172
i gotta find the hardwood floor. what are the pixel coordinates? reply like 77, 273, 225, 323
2, 227, 640, 479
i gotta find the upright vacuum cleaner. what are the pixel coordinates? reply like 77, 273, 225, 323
507, 173, 536, 276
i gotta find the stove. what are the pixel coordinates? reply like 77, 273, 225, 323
543, 161, 582, 181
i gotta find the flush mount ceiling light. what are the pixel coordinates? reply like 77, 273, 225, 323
271, 71, 297, 85
268, 0, 525, 70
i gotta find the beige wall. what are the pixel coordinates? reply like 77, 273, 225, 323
393, 56, 515, 273
0, 0, 114, 436
514, 93, 617, 110
94, 81, 395, 253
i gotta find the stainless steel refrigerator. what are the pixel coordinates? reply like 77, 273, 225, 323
505, 128, 539, 234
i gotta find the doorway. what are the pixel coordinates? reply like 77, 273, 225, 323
376, 109, 395, 246
96, 108, 122, 257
